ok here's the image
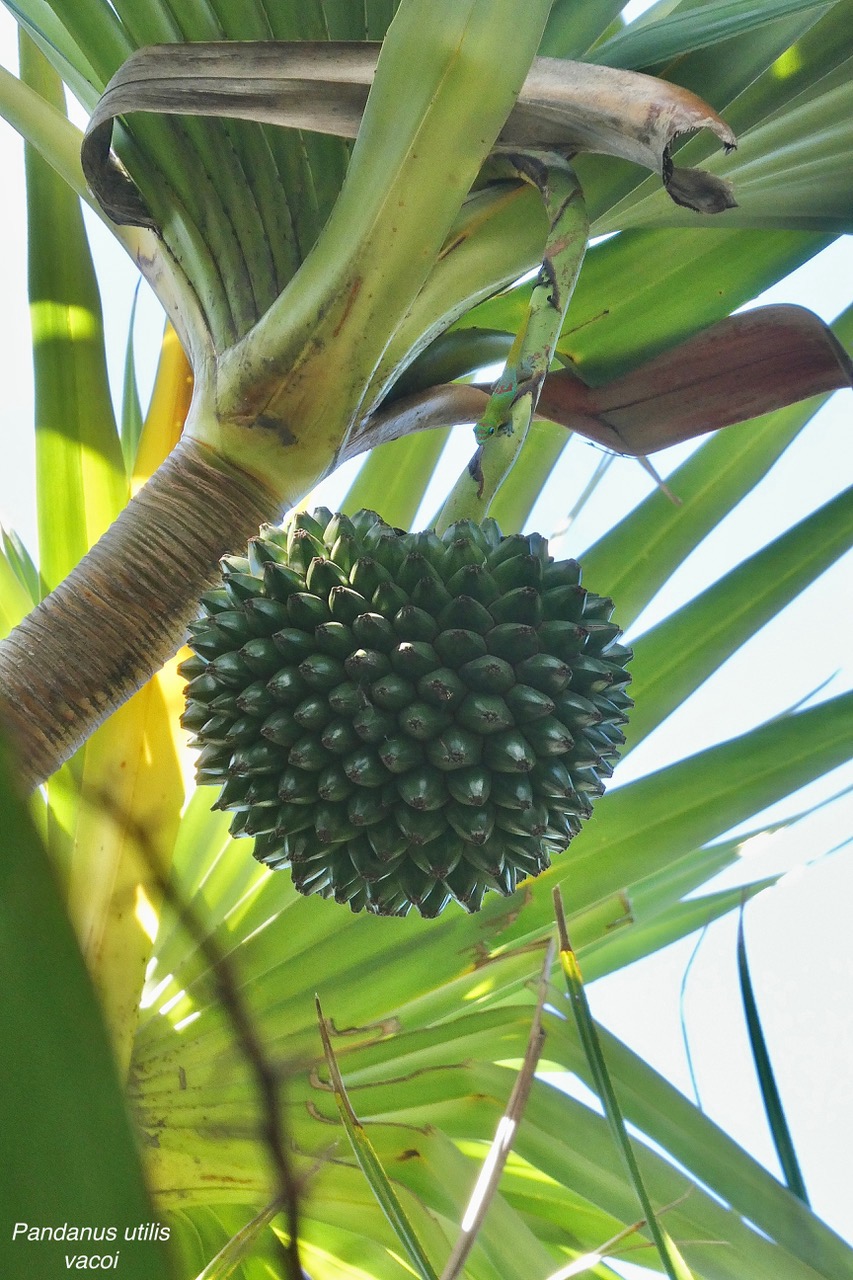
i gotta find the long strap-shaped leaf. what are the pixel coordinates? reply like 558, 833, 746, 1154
439, 939, 554, 1280
81, 42, 737, 228
737, 905, 811, 1204
316, 997, 441, 1280
22, 35, 127, 595
625, 481, 853, 749
553, 889, 698, 1280
190, 1198, 284, 1280
0, 736, 172, 1280
593, 0, 835, 69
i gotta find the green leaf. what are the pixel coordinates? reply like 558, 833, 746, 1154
3, 0, 108, 108
317, 998, 442, 1280
20, 32, 127, 592
711, 81, 853, 233
594, 0, 833, 70
1, 527, 40, 605
582, 878, 778, 982
554, 891, 698, 1280
712, 0, 853, 135
341, 428, 450, 530
737, 906, 811, 1203
190, 1199, 282, 1280
120, 282, 144, 473
564, 3, 853, 234
577, 385, 843, 625
0, 541, 37, 639
538, 0, 627, 58
588, 688, 853, 892
593, 1, 853, 236
13, 0, 131, 90
626, 0, 832, 123
612, 84, 853, 235
0, 734, 171, 1280
0, 58, 99, 208
544, 1013, 851, 1279
625, 483, 853, 748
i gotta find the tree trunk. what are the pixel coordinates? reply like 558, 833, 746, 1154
0, 437, 281, 790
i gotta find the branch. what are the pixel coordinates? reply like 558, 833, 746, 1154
0, 438, 280, 789
93, 790, 307, 1279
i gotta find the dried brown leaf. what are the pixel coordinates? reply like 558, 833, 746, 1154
82, 42, 737, 227
501, 56, 736, 215
536, 304, 853, 455
345, 383, 488, 461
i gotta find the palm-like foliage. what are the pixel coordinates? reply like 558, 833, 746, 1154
1, 2, 852, 1279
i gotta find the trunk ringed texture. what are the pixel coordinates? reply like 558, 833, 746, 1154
0, 437, 281, 790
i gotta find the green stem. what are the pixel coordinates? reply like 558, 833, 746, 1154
435, 155, 588, 533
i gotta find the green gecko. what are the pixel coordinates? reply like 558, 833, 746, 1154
473, 319, 536, 444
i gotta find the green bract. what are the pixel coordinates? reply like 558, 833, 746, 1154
181, 510, 631, 917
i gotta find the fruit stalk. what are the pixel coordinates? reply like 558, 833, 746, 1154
0, 436, 280, 789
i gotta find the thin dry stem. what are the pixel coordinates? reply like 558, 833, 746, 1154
92, 789, 306, 1280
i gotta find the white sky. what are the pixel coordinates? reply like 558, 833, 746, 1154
1, 5, 853, 1274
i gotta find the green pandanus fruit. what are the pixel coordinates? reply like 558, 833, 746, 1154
180, 509, 631, 917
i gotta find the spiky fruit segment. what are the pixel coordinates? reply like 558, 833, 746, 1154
180, 510, 632, 918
